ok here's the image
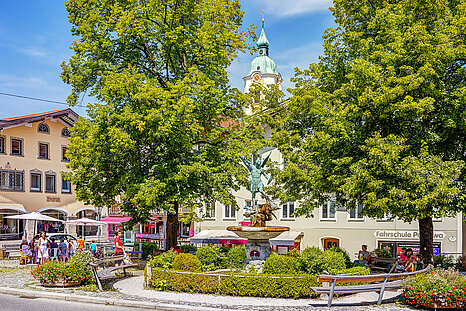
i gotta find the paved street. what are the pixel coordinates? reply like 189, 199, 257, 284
0, 293, 153, 311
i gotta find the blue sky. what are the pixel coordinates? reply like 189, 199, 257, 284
0, 0, 334, 119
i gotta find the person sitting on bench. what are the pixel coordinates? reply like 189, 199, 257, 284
355, 244, 371, 265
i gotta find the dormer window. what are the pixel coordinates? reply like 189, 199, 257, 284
61, 128, 71, 138
38, 123, 49, 134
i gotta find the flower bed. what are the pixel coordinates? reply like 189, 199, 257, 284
402, 269, 466, 309
31, 252, 94, 287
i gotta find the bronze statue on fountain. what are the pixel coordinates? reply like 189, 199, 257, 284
227, 152, 289, 264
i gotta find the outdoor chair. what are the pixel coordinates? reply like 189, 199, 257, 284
19, 247, 32, 265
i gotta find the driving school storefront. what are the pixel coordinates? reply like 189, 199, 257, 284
375, 230, 449, 257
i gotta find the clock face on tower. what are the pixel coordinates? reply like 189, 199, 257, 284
253, 73, 261, 82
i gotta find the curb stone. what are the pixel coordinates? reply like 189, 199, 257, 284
0, 286, 239, 311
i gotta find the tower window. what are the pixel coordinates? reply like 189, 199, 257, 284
257, 66, 260, 70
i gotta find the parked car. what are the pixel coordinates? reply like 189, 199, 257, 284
47, 233, 77, 242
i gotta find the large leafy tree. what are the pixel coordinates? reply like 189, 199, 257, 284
267, 0, 466, 264
61, 0, 254, 249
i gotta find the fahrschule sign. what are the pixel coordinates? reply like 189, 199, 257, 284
374, 230, 445, 240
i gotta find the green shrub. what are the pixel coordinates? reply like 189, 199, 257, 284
373, 248, 393, 258
333, 266, 371, 275
434, 254, 458, 269
180, 244, 197, 253
402, 268, 465, 309
328, 247, 353, 268
149, 250, 178, 269
263, 254, 299, 275
135, 242, 159, 259
196, 246, 219, 271
148, 268, 319, 298
227, 245, 246, 269
302, 249, 346, 274
219, 246, 231, 253
218, 256, 229, 269
173, 253, 201, 272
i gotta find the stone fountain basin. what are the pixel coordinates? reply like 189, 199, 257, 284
227, 226, 289, 240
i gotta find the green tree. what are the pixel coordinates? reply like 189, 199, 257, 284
61, 0, 255, 249
267, 0, 466, 264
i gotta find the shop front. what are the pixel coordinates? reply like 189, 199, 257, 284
37, 207, 67, 233
76, 209, 98, 237
375, 230, 446, 257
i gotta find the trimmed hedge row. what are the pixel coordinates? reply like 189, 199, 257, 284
147, 266, 370, 299
148, 268, 319, 298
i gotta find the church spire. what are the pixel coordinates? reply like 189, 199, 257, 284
256, 12, 270, 56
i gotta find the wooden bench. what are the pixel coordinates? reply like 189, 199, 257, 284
311, 265, 432, 307
89, 255, 137, 290
368, 256, 398, 272
0, 244, 21, 260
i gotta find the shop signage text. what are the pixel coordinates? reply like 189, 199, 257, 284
374, 230, 445, 240
46, 196, 61, 203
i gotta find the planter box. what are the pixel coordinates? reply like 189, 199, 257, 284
40, 278, 81, 287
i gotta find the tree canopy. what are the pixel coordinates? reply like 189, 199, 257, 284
61, 0, 255, 248
266, 0, 466, 263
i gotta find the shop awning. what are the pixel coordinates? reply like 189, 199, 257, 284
190, 230, 247, 244
100, 216, 131, 224
270, 231, 304, 246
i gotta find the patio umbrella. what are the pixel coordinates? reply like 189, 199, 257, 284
5, 212, 63, 238
64, 217, 106, 240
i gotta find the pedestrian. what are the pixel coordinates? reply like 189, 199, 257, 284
68, 238, 76, 257
58, 239, 68, 262
114, 231, 124, 265
29, 235, 39, 264
37, 231, 49, 264
49, 238, 59, 261
77, 236, 85, 251
90, 240, 97, 257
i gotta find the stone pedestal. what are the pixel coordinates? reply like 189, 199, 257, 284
245, 239, 272, 263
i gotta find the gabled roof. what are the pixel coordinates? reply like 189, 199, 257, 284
0, 108, 79, 130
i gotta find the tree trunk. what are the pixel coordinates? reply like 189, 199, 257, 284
419, 216, 434, 265
165, 202, 179, 250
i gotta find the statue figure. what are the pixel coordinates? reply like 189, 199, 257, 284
244, 201, 279, 227
240, 152, 272, 209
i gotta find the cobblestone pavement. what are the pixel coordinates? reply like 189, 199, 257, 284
0, 260, 412, 311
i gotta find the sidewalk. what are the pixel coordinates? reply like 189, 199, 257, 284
0, 260, 408, 310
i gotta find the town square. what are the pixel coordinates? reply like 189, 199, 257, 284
0, 0, 465, 310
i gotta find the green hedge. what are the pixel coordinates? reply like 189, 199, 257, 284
148, 268, 319, 298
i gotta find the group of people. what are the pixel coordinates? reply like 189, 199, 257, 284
356, 244, 425, 272
20, 231, 98, 264
398, 247, 424, 272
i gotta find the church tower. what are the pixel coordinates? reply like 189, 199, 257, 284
243, 17, 283, 114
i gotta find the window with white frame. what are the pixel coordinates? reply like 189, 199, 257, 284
45, 173, 56, 193
38, 142, 50, 159
224, 204, 236, 219
0, 136, 5, 154
282, 202, 295, 219
11, 138, 23, 156
62, 178, 71, 193
30, 172, 42, 192
204, 201, 216, 219
349, 203, 364, 219
321, 201, 336, 220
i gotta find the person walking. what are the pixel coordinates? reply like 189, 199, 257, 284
37, 232, 49, 264
114, 231, 124, 265
58, 239, 68, 262
49, 238, 59, 261
77, 236, 85, 252
67, 238, 76, 257
90, 240, 97, 257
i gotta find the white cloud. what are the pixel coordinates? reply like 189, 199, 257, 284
253, 0, 332, 18
19, 46, 48, 58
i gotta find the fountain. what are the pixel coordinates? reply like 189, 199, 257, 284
227, 153, 289, 267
